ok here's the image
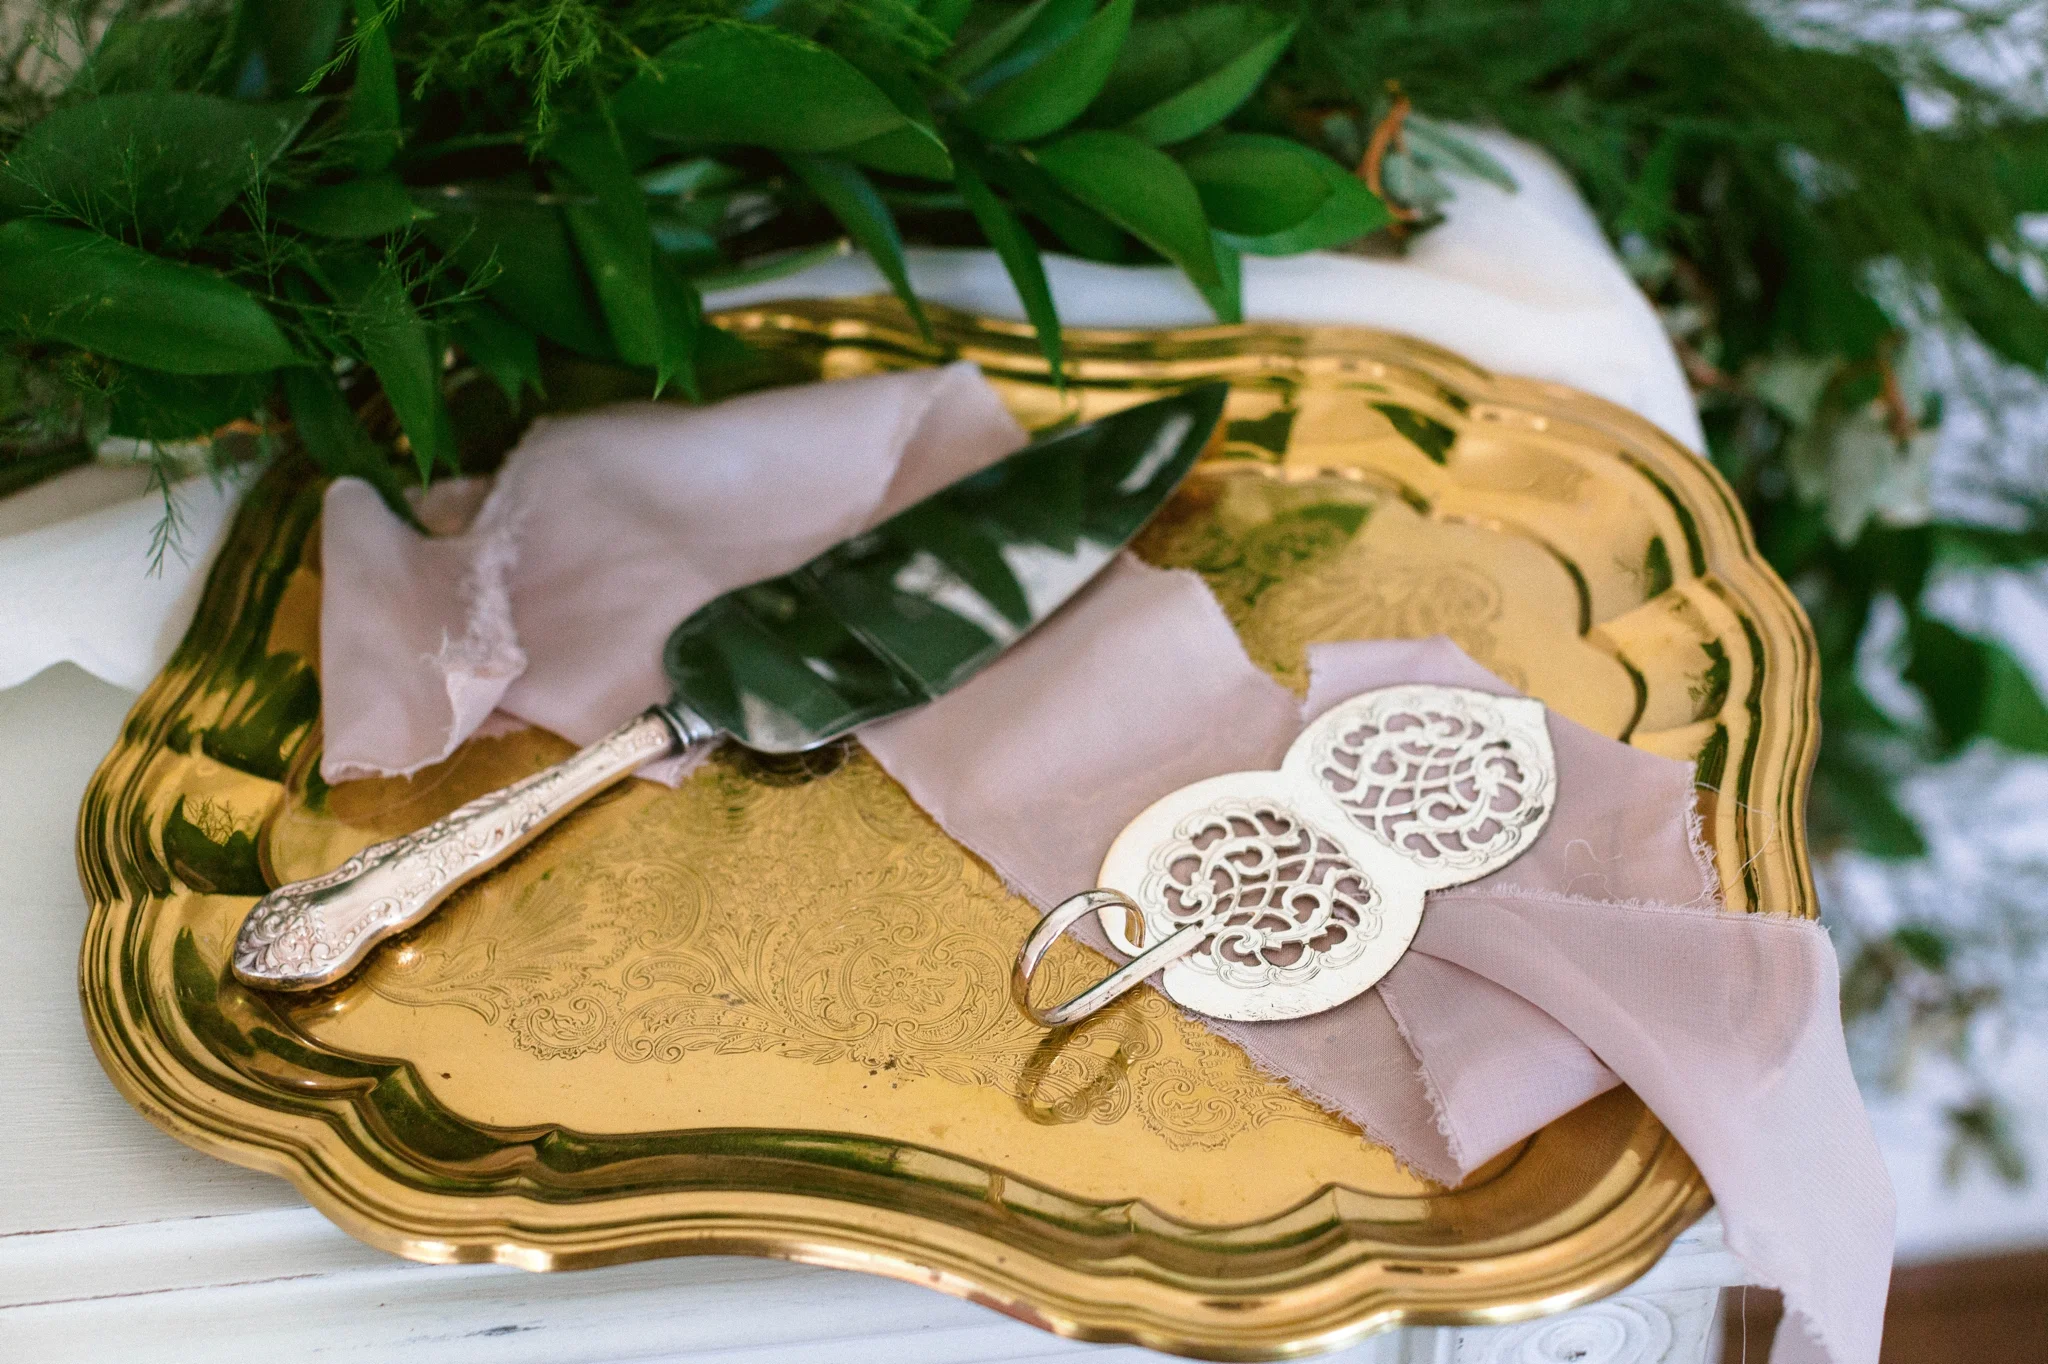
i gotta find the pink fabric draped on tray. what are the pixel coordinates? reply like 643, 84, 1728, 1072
318, 366, 1893, 1364
318, 362, 1030, 783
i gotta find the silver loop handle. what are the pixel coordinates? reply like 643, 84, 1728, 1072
1010, 890, 1213, 1027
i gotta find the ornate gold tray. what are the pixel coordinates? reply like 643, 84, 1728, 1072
78, 300, 1815, 1359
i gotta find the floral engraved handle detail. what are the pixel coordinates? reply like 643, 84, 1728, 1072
232, 709, 694, 991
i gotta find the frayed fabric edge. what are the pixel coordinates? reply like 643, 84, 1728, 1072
1368, 985, 1476, 1180
319, 476, 530, 786
322, 362, 1019, 788
1427, 883, 1836, 938
1679, 760, 1726, 907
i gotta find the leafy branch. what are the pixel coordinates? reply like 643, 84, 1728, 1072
2, 0, 1383, 529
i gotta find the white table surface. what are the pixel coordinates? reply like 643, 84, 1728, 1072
2, 661, 1753, 1364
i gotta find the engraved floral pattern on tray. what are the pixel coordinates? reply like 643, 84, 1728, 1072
363, 749, 1347, 1150
1136, 481, 1528, 691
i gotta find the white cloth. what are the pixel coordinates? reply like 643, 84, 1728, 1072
0, 463, 245, 691
0, 131, 1696, 695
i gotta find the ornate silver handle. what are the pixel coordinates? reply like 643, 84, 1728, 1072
231, 708, 709, 991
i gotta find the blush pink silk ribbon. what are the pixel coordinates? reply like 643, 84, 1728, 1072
318, 369, 1892, 1364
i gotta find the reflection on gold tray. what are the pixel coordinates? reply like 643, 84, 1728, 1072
78, 299, 1815, 1360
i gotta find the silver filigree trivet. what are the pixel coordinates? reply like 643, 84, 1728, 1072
1012, 684, 1557, 1025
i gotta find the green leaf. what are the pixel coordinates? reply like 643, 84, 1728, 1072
450, 302, 542, 405
955, 159, 1062, 383
1978, 641, 2048, 753
962, 0, 1135, 144
1905, 614, 2048, 754
1904, 614, 1985, 750
1181, 135, 1392, 255
837, 65, 951, 179
1940, 243, 2048, 371
613, 23, 911, 153
1090, 5, 1296, 146
1181, 135, 1327, 233
922, 0, 980, 41
1776, 217, 1891, 362
325, 254, 456, 481
344, 0, 400, 171
640, 158, 747, 198
79, 17, 225, 94
1090, 4, 1259, 123
1811, 747, 1927, 858
0, 92, 314, 245
225, 0, 347, 98
1990, 122, 2048, 213
1234, 181, 1392, 256
845, 124, 955, 180
1031, 130, 1224, 303
1933, 524, 2048, 571
652, 261, 705, 402
0, 219, 300, 373
1403, 115, 1519, 193
281, 365, 421, 526
1944, 1099, 2031, 1188
1207, 231, 1242, 324
107, 369, 268, 440
973, 146, 1129, 260
785, 154, 930, 339
942, 0, 1083, 84
976, 0, 1102, 93
1892, 924, 1953, 971
421, 186, 613, 358
685, 240, 845, 294
553, 115, 666, 385
277, 175, 430, 238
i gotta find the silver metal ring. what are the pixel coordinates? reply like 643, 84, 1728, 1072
1010, 890, 1213, 1027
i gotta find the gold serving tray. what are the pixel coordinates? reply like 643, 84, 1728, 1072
78, 300, 1816, 1360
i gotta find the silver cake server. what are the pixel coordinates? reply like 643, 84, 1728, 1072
231, 384, 1228, 990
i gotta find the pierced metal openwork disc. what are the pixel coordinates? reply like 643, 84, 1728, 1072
1096, 685, 1558, 1022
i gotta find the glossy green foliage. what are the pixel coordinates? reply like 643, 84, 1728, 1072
0, 0, 1379, 493
1035, 130, 1228, 308
961, 0, 1134, 142
1091, 4, 1296, 145
0, 92, 312, 244
612, 24, 914, 152
0, 220, 300, 373
1182, 134, 1391, 254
